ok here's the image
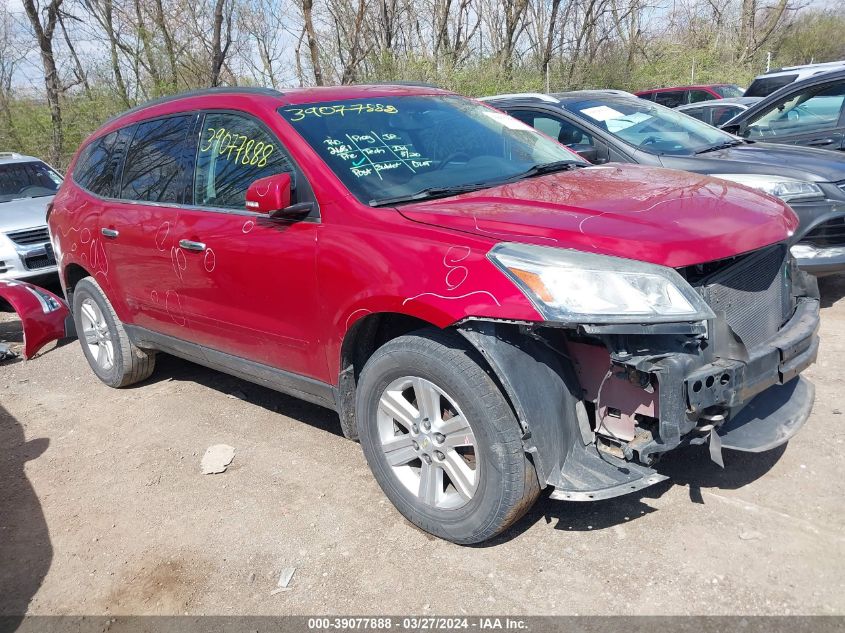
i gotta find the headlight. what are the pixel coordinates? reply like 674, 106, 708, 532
714, 174, 824, 203
488, 243, 715, 324
23, 284, 63, 313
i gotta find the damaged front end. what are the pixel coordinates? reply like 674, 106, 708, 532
459, 242, 819, 502
0, 280, 73, 360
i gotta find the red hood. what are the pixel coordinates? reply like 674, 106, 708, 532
398, 164, 797, 268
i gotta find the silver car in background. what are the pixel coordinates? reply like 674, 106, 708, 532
676, 97, 762, 127
0, 152, 62, 281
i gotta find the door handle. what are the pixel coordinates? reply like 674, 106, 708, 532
101, 228, 119, 239
807, 138, 835, 146
179, 239, 206, 252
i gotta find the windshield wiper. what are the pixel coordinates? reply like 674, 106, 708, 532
370, 182, 503, 207
694, 140, 744, 155
515, 160, 583, 179
369, 161, 582, 207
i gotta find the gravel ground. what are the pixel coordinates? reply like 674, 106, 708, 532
1, 277, 843, 616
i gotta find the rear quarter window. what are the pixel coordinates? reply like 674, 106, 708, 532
73, 127, 133, 197
745, 74, 798, 97
120, 115, 195, 203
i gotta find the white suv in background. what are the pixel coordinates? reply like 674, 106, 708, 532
0, 152, 62, 281
746, 60, 845, 97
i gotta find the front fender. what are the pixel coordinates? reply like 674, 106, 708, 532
0, 280, 73, 359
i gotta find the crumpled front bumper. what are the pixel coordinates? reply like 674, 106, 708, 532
548, 295, 820, 501
683, 297, 818, 455
0, 280, 72, 359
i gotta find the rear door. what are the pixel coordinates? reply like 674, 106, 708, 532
172, 110, 323, 380
743, 81, 845, 150
100, 113, 199, 337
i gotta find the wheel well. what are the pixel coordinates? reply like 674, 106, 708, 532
63, 264, 90, 304
336, 312, 435, 440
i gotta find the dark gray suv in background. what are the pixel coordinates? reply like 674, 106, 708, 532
483, 91, 845, 276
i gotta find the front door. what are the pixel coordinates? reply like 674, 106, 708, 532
172, 111, 323, 380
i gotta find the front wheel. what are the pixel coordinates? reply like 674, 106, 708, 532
356, 329, 539, 544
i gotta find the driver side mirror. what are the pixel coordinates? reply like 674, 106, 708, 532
246, 173, 312, 220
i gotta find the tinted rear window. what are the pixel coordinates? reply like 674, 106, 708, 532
74, 127, 133, 197
120, 115, 194, 203
0, 161, 62, 203
745, 74, 798, 97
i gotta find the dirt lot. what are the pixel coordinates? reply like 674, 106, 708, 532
1, 277, 844, 617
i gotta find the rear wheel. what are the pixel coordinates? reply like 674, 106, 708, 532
72, 277, 155, 387
356, 328, 539, 544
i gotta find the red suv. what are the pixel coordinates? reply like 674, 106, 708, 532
49, 85, 820, 544
635, 84, 745, 108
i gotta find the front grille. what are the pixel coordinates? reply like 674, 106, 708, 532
6, 226, 50, 246
23, 244, 56, 270
692, 244, 789, 350
799, 217, 845, 248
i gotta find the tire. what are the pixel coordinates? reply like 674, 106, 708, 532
72, 276, 155, 387
356, 328, 540, 544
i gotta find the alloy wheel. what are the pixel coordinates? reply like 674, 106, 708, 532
79, 297, 114, 371
377, 376, 479, 509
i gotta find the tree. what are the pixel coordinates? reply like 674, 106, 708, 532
22, 0, 65, 166
211, 0, 234, 86
300, 0, 324, 85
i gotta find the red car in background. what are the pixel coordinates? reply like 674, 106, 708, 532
47, 85, 819, 544
636, 84, 745, 108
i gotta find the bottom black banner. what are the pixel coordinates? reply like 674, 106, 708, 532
0, 616, 841, 633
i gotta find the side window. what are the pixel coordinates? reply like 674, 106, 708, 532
536, 115, 594, 147
654, 91, 685, 108
74, 126, 133, 197
746, 82, 845, 138
688, 90, 714, 104
681, 107, 706, 123
712, 105, 743, 127
120, 115, 194, 203
194, 112, 293, 210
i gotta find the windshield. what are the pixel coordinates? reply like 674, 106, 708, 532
278, 95, 584, 204
744, 83, 845, 139
564, 98, 738, 155
0, 161, 62, 203
713, 85, 744, 98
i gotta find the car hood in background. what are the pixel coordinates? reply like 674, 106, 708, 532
659, 142, 845, 184
397, 164, 796, 269
0, 196, 53, 233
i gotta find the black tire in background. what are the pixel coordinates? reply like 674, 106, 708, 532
72, 276, 155, 388
356, 328, 539, 544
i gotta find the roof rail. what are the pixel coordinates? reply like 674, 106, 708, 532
477, 92, 559, 103
0, 152, 24, 159
103, 86, 285, 126
368, 81, 441, 89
